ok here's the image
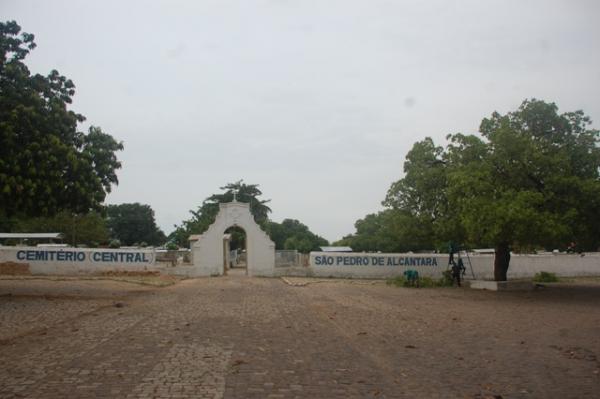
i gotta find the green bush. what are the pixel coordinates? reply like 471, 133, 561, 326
419, 277, 437, 287
166, 242, 178, 251
386, 273, 454, 288
441, 270, 454, 286
387, 276, 407, 287
533, 271, 559, 283
108, 239, 121, 248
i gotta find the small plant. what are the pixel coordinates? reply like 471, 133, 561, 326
441, 270, 454, 286
386, 276, 407, 287
108, 239, 121, 248
387, 272, 455, 288
166, 242, 178, 251
533, 271, 559, 283
418, 277, 437, 287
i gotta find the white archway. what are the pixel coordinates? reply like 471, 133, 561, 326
190, 201, 275, 276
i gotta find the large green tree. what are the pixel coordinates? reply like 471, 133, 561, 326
335, 209, 436, 253
0, 21, 123, 220
385, 99, 600, 280
14, 211, 109, 246
170, 182, 327, 252
266, 219, 328, 253
106, 203, 166, 246
170, 181, 271, 247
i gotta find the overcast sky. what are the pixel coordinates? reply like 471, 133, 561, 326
3, 0, 600, 242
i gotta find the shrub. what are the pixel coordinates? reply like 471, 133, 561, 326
386, 273, 454, 288
418, 277, 437, 287
533, 271, 559, 283
166, 242, 178, 251
109, 239, 121, 248
441, 270, 454, 286
387, 276, 407, 287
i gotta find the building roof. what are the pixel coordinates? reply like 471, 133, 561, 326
320, 246, 353, 252
0, 233, 63, 239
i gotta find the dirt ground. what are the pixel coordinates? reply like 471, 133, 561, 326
0, 275, 598, 398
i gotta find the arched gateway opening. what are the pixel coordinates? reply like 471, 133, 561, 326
191, 201, 275, 276
223, 226, 247, 275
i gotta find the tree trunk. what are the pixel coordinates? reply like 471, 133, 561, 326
494, 242, 511, 281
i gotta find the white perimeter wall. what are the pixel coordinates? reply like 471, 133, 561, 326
309, 252, 600, 280
2, 246, 599, 280
0, 246, 158, 275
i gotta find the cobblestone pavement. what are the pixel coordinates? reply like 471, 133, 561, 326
1, 276, 599, 398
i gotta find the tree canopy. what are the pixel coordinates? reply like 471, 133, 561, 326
106, 203, 166, 246
169, 181, 271, 247
347, 99, 600, 280
335, 209, 435, 253
13, 211, 108, 247
0, 21, 123, 220
169, 181, 328, 252
266, 219, 328, 253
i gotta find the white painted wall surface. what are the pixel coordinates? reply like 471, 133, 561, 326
190, 201, 275, 277
309, 252, 600, 280
2, 246, 598, 280
506, 253, 600, 279
310, 252, 448, 279
0, 246, 157, 275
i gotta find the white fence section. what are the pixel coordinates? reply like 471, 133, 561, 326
275, 250, 299, 267
0, 246, 158, 275
502, 253, 600, 279
309, 252, 600, 280
2, 245, 599, 279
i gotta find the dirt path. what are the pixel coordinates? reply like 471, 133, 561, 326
0, 276, 598, 398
